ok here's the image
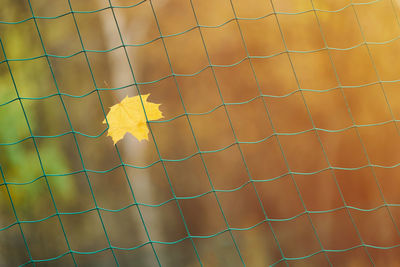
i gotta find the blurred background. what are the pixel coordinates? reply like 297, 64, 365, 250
2, 0, 400, 266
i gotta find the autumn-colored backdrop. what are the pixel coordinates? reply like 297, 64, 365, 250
2, 0, 400, 266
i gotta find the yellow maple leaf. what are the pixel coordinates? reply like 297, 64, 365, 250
103, 94, 163, 144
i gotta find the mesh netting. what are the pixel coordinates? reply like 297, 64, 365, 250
2, 0, 400, 266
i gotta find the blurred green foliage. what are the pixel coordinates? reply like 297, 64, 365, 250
0, 0, 75, 212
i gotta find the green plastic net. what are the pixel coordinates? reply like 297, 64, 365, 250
2, 0, 400, 266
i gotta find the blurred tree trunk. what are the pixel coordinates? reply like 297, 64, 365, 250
98, 5, 165, 265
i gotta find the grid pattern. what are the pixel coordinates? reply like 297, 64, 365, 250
1, 0, 400, 266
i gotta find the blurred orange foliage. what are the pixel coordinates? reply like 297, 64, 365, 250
113, 0, 400, 265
